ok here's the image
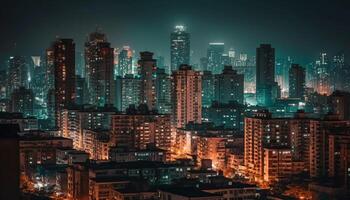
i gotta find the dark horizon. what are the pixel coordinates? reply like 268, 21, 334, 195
1, 0, 350, 66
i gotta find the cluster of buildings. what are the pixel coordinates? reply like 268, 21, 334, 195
0, 25, 350, 200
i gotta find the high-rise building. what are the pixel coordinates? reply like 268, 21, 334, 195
289, 64, 305, 99
138, 52, 157, 111
75, 75, 88, 105
214, 66, 244, 104
315, 52, 331, 95
115, 75, 141, 112
49, 39, 76, 128
200, 57, 208, 71
155, 68, 172, 114
0, 70, 7, 99
228, 48, 236, 65
85, 31, 115, 106
207, 43, 225, 74
201, 70, 215, 108
256, 44, 279, 106
309, 114, 350, 186
7, 56, 28, 95
329, 90, 350, 120
197, 136, 227, 171
157, 56, 165, 69
45, 49, 55, 93
172, 64, 202, 128
111, 105, 171, 151
60, 105, 116, 149
75, 52, 85, 77
10, 87, 34, 117
202, 101, 245, 132
117, 46, 133, 77
275, 57, 292, 97
244, 110, 311, 182
30, 56, 46, 106
332, 52, 350, 92
170, 25, 190, 71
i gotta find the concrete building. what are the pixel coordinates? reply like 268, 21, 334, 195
85, 31, 115, 106
309, 114, 350, 186
214, 66, 244, 104
289, 64, 305, 99
83, 129, 110, 160
115, 74, 141, 111
156, 68, 172, 114
138, 52, 157, 110
170, 25, 190, 71
10, 87, 34, 117
256, 44, 279, 106
201, 70, 215, 108
48, 38, 76, 128
111, 105, 171, 151
207, 43, 225, 74
172, 64, 202, 128
0, 112, 38, 131
244, 110, 311, 183
19, 132, 73, 173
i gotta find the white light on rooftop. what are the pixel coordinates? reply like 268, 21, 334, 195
209, 42, 224, 45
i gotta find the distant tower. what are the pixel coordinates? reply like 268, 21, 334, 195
315, 52, 331, 95
7, 56, 27, 96
256, 44, 278, 106
289, 64, 305, 99
207, 43, 225, 74
115, 75, 141, 111
155, 68, 172, 114
170, 25, 190, 72
138, 52, 157, 110
11, 87, 34, 117
172, 64, 202, 128
201, 70, 215, 107
117, 46, 133, 77
214, 66, 244, 104
85, 31, 115, 107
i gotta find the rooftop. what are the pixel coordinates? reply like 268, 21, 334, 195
159, 187, 221, 198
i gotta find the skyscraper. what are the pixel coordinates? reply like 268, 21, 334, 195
332, 52, 350, 92
170, 25, 190, 71
214, 66, 244, 104
7, 56, 28, 96
115, 75, 141, 111
172, 64, 202, 128
138, 52, 157, 110
207, 43, 225, 74
289, 64, 305, 99
75, 75, 88, 105
256, 44, 278, 106
201, 70, 215, 108
244, 110, 311, 182
315, 52, 331, 95
155, 68, 172, 114
49, 38, 76, 128
199, 57, 208, 71
11, 87, 34, 117
85, 31, 115, 106
117, 46, 133, 77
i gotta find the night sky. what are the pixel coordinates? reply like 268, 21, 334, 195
1, 0, 350, 66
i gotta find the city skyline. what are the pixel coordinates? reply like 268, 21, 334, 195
1, 1, 350, 199
1, 0, 350, 66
